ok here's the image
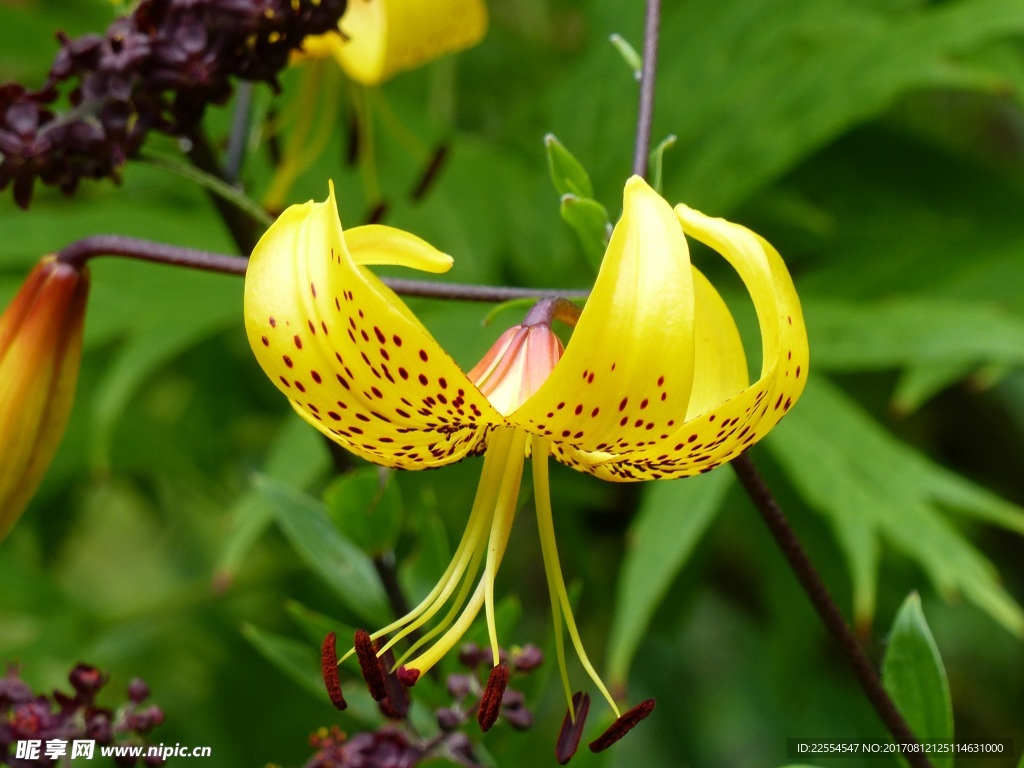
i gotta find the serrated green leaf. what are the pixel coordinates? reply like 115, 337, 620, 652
768, 376, 1024, 635
560, 194, 610, 272
544, 134, 594, 199
255, 475, 390, 626
882, 593, 954, 766
607, 470, 731, 686
324, 468, 403, 557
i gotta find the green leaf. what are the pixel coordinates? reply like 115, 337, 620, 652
768, 377, 1024, 635
241, 623, 378, 723
607, 470, 731, 686
648, 134, 677, 195
138, 151, 273, 228
608, 33, 642, 80
241, 622, 327, 700
560, 194, 611, 272
285, 599, 354, 649
255, 475, 390, 626
892, 362, 976, 416
806, 297, 1024, 372
882, 593, 954, 767
544, 134, 594, 199
324, 468, 404, 557
215, 415, 331, 584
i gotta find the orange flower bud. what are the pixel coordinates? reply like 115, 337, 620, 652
0, 257, 88, 540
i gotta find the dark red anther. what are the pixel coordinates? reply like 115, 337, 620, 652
588, 698, 656, 753
555, 691, 590, 765
354, 629, 387, 701
319, 632, 346, 711
396, 665, 420, 687
376, 644, 409, 720
477, 663, 510, 732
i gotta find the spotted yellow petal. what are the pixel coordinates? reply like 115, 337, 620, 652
244, 185, 502, 469
574, 205, 808, 481
315, 0, 488, 86
509, 176, 697, 458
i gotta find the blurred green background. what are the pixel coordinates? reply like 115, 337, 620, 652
2, 0, 1023, 766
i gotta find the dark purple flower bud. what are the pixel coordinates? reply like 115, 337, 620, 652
0, 665, 34, 707
446, 673, 474, 699
69, 663, 106, 699
436, 706, 464, 732
87, 711, 114, 744
502, 706, 534, 731
512, 644, 544, 673
458, 642, 483, 668
127, 678, 150, 703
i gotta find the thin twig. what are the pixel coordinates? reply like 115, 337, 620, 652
632, 0, 661, 178
54, 234, 591, 303
732, 453, 932, 768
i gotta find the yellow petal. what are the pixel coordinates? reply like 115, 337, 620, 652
322, 0, 488, 86
244, 184, 503, 470
345, 225, 454, 273
575, 205, 808, 481
509, 176, 697, 458
0, 258, 88, 538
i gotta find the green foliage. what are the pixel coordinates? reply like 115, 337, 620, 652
882, 593, 954, 767
2, 0, 1024, 766
324, 468, 404, 557
769, 377, 1024, 633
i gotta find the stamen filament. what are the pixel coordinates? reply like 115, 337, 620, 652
485, 429, 529, 666
532, 436, 621, 718
403, 428, 527, 677
357, 428, 517, 665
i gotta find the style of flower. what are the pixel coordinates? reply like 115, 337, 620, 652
0, 257, 88, 541
301, 0, 488, 86
243, 176, 808, 758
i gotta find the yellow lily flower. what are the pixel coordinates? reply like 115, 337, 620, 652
244, 176, 807, 754
0, 257, 89, 540
302, 0, 488, 86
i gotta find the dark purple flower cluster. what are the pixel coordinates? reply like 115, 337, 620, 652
308, 641, 543, 768
0, 0, 348, 208
0, 662, 165, 767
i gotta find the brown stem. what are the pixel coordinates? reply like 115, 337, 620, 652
731, 452, 932, 768
632, 0, 661, 178
54, 234, 591, 303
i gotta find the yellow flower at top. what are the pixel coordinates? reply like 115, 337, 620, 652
244, 176, 808, 758
303, 0, 488, 86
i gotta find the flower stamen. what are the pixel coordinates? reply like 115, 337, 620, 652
477, 663, 510, 731
532, 435, 621, 719
555, 691, 590, 765
320, 632, 347, 711
588, 699, 657, 753
354, 628, 387, 701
